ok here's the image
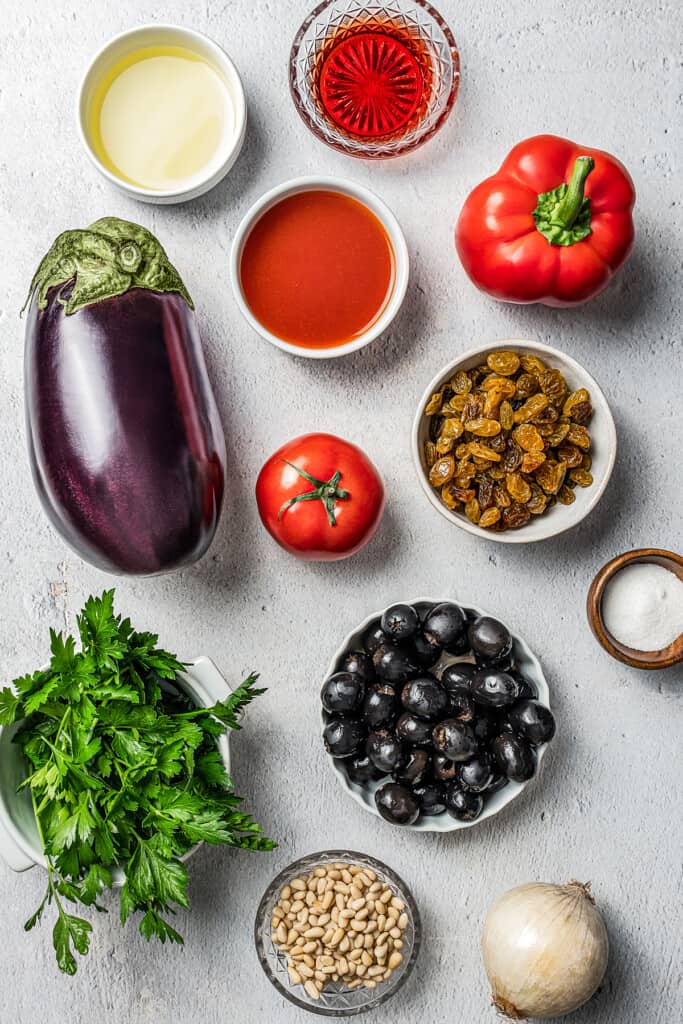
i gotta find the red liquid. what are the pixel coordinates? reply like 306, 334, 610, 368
240, 190, 395, 349
316, 22, 430, 139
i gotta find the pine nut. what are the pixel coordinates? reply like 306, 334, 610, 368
304, 980, 319, 1000
368, 965, 385, 977
398, 912, 408, 930
291, 878, 306, 891
388, 952, 403, 970
364, 980, 377, 990
298, 963, 314, 979
361, 950, 373, 967
329, 928, 344, 947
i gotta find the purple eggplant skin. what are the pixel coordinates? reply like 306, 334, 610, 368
25, 285, 226, 575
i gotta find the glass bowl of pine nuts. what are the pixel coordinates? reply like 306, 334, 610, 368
254, 850, 421, 1015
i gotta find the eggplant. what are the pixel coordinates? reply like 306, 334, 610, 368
23, 218, 226, 574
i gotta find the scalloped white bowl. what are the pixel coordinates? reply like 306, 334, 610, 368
322, 599, 551, 833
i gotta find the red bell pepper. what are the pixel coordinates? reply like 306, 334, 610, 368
455, 134, 635, 307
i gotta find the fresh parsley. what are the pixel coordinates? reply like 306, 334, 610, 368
1, 590, 275, 974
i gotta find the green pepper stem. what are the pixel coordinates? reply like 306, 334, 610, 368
550, 156, 595, 230
277, 461, 350, 527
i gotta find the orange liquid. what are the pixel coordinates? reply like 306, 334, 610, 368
239, 190, 395, 349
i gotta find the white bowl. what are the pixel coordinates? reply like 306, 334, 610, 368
412, 340, 617, 543
77, 25, 247, 204
0, 657, 232, 878
323, 599, 552, 833
229, 176, 410, 359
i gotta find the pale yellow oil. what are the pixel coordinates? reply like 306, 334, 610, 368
89, 45, 235, 191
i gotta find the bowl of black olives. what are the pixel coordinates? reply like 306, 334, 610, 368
320, 599, 555, 831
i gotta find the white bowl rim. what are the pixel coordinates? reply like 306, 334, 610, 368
229, 175, 410, 359
411, 339, 617, 544
323, 598, 551, 833
76, 23, 247, 201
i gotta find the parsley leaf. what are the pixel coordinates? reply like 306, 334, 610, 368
9, 590, 275, 975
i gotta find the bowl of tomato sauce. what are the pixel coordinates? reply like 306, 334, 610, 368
230, 176, 409, 358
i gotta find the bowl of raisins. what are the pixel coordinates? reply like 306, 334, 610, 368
411, 340, 616, 542
320, 599, 555, 831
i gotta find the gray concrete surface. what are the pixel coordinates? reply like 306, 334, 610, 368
0, 0, 681, 1021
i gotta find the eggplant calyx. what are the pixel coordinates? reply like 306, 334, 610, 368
21, 216, 194, 316
277, 460, 350, 527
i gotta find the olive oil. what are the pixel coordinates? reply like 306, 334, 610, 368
88, 45, 235, 191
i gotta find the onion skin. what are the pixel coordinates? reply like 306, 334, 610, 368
25, 287, 226, 575
481, 881, 609, 1019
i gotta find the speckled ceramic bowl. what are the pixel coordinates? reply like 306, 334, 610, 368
322, 599, 551, 832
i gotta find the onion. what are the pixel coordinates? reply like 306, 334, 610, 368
481, 881, 609, 1019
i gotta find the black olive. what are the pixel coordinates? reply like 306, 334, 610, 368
362, 683, 398, 730
486, 774, 509, 795
339, 650, 375, 684
375, 783, 420, 826
448, 691, 475, 723
373, 643, 419, 684
477, 652, 515, 673
422, 602, 468, 654
321, 672, 365, 716
346, 753, 385, 785
432, 719, 477, 762
381, 603, 419, 643
468, 616, 513, 663
456, 753, 495, 793
508, 700, 556, 745
412, 780, 447, 815
445, 784, 484, 822
470, 668, 520, 708
412, 629, 442, 668
393, 749, 430, 787
366, 730, 406, 773
433, 752, 458, 781
363, 621, 391, 655
472, 711, 499, 746
491, 733, 536, 782
395, 712, 433, 748
510, 670, 538, 701
441, 661, 477, 697
401, 676, 449, 721
323, 718, 366, 759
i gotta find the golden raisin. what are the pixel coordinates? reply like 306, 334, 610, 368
557, 485, 576, 505
451, 370, 472, 395
545, 422, 570, 446
502, 503, 531, 529
424, 441, 438, 467
521, 451, 546, 473
566, 424, 591, 450
562, 388, 589, 417
479, 507, 501, 528
425, 392, 443, 415
441, 418, 465, 440
429, 457, 455, 486
538, 368, 567, 405
526, 486, 548, 515
506, 473, 532, 503
465, 498, 481, 524
514, 373, 540, 399
467, 442, 502, 462
465, 417, 501, 437
513, 424, 544, 452
487, 351, 521, 376
555, 443, 583, 468
535, 459, 567, 495
499, 401, 514, 430
519, 354, 547, 375
569, 468, 593, 487
436, 436, 455, 455
513, 394, 549, 424
493, 484, 512, 509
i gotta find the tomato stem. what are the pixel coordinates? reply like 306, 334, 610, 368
277, 460, 350, 527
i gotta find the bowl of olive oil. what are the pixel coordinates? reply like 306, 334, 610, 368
78, 24, 247, 203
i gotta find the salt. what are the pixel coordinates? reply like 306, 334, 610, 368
601, 562, 683, 652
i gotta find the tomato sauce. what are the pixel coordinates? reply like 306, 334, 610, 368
239, 189, 396, 349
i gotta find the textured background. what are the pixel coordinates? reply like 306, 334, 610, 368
0, 1, 681, 1021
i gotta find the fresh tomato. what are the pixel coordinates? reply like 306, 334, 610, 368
256, 433, 385, 561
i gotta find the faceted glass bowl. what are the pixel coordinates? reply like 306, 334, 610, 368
289, 0, 460, 158
254, 850, 421, 1016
